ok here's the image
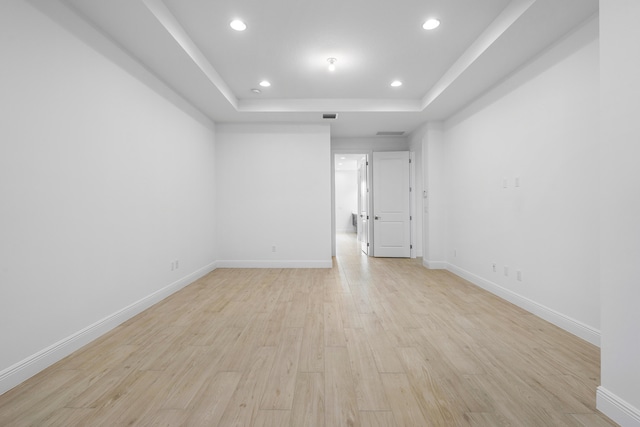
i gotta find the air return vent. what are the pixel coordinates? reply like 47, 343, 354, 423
322, 113, 338, 119
376, 131, 405, 136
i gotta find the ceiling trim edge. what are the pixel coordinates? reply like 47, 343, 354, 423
141, 0, 239, 110
420, 0, 537, 110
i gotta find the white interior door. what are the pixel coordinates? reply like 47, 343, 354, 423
373, 151, 411, 257
357, 155, 369, 255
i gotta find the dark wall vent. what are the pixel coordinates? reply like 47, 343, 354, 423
322, 113, 338, 119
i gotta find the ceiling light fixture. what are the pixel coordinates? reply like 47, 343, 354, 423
423, 18, 440, 30
391, 80, 403, 87
230, 20, 247, 31
250, 88, 261, 94
259, 80, 271, 87
327, 58, 337, 72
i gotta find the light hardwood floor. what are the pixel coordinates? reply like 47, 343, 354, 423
0, 233, 617, 426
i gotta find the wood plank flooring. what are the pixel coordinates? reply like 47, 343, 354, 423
0, 233, 616, 426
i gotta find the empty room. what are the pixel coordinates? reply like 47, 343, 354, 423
1, 0, 639, 426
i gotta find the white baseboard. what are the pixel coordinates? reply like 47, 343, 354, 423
217, 259, 333, 269
597, 386, 640, 427
445, 263, 601, 346
0, 260, 218, 396
423, 259, 447, 269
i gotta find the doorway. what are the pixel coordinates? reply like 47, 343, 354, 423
332, 151, 412, 258
334, 153, 368, 256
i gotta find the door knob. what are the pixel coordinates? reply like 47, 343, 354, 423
375, 216, 381, 220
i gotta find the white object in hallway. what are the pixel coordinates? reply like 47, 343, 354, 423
373, 151, 411, 257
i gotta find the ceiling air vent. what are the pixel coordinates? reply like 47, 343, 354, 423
376, 131, 405, 136
322, 113, 338, 119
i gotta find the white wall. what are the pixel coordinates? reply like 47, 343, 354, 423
408, 133, 423, 257
0, 0, 217, 393
335, 171, 358, 233
410, 123, 446, 265
440, 18, 600, 344
216, 124, 332, 268
598, 1, 640, 425
332, 137, 409, 153
425, 125, 446, 267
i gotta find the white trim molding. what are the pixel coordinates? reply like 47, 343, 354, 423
216, 260, 333, 269
423, 259, 447, 269
0, 261, 217, 396
445, 263, 601, 347
597, 387, 640, 427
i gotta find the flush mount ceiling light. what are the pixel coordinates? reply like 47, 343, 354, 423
259, 80, 271, 87
422, 18, 440, 30
390, 80, 403, 87
230, 19, 247, 31
327, 58, 337, 72
250, 88, 261, 94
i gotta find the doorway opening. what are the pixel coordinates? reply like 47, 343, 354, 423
334, 153, 368, 257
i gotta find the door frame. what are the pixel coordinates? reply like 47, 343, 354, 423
331, 149, 415, 258
331, 150, 373, 257
358, 154, 370, 255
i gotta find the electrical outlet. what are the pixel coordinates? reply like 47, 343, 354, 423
175, 260, 179, 269
492, 263, 497, 273
272, 245, 276, 253
453, 249, 457, 257
517, 270, 522, 281
504, 266, 509, 276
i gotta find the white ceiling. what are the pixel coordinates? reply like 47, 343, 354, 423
55, 0, 597, 138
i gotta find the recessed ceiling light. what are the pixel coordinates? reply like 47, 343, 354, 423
391, 80, 403, 87
340, 157, 346, 160
423, 18, 440, 30
259, 80, 271, 87
230, 20, 247, 31
250, 88, 261, 94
